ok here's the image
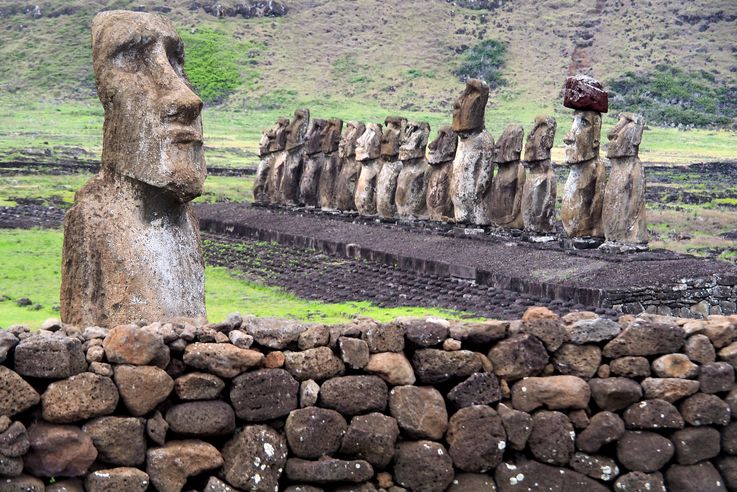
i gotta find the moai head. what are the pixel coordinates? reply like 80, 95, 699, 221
380, 116, 406, 159
269, 117, 290, 153
524, 116, 557, 162
304, 119, 328, 156
427, 125, 458, 165
355, 123, 383, 162
564, 111, 602, 164
259, 128, 273, 158
339, 121, 366, 159
451, 79, 489, 133
493, 124, 524, 164
399, 121, 430, 161
286, 109, 310, 150
92, 11, 206, 202
321, 119, 343, 154
607, 112, 645, 158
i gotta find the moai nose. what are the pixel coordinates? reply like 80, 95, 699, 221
161, 86, 203, 125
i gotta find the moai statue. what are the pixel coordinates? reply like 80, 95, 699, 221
488, 124, 525, 228
395, 121, 431, 218
426, 126, 458, 221
253, 117, 288, 204
266, 117, 290, 205
354, 123, 384, 215
334, 121, 366, 211
298, 118, 328, 207
602, 112, 648, 244
280, 108, 310, 206
376, 116, 407, 219
317, 118, 343, 210
561, 75, 608, 239
520, 116, 558, 235
449, 79, 494, 225
61, 11, 207, 326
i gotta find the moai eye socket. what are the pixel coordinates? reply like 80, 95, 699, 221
112, 36, 154, 71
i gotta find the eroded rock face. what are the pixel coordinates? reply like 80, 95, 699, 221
602, 112, 648, 244
61, 11, 207, 327
354, 123, 384, 216
298, 118, 328, 207
334, 121, 366, 211
376, 116, 406, 219
489, 123, 525, 228
426, 125, 458, 221
395, 121, 431, 219
280, 108, 310, 206
521, 115, 557, 234
317, 118, 343, 210
253, 117, 289, 204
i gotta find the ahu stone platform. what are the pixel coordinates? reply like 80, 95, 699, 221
197, 203, 737, 318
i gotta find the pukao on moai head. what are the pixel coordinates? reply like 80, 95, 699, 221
354, 123, 383, 215
334, 121, 366, 211
298, 118, 328, 207
602, 112, 648, 245
488, 124, 525, 228
561, 74, 608, 240
255, 117, 289, 203
426, 125, 458, 221
376, 116, 407, 219
280, 108, 310, 205
317, 118, 343, 210
449, 79, 494, 225
520, 116, 558, 234
61, 11, 207, 326
395, 121, 431, 219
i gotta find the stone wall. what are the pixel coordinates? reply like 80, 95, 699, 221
2, 309, 737, 491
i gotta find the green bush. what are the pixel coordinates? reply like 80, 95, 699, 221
454, 39, 506, 89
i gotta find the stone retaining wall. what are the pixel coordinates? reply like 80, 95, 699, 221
2, 309, 737, 491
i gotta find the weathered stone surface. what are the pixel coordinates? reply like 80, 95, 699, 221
623, 399, 684, 430
412, 348, 483, 384
14, 335, 87, 378
553, 344, 601, 379
450, 320, 508, 345
204, 476, 239, 492
85, 467, 150, 492
183, 342, 263, 378
165, 401, 235, 436
334, 121, 366, 212
389, 385, 448, 440
0, 330, 18, 364
285, 407, 347, 459
394, 441, 454, 492
360, 322, 404, 353
671, 426, 720, 465
700, 361, 735, 393
298, 325, 330, 350
716, 456, 737, 492
521, 307, 566, 351
338, 336, 369, 369
576, 411, 625, 453
374, 117, 405, 218
280, 108, 310, 205
448, 372, 501, 408
299, 118, 328, 207
447, 405, 506, 472
610, 356, 651, 378
230, 368, 299, 421
41, 373, 118, 423
340, 413, 399, 469
665, 462, 727, 492
320, 376, 387, 415
686, 334, 717, 364
284, 347, 345, 381
426, 126, 457, 221
641, 378, 700, 403
25, 421, 97, 477
613, 472, 667, 492
114, 364, 173, 416
242, 318, 307, 350
680, 392, 731, 426
398, 317, 449, 348
82, 416, 145, 466
495, 458, 610, 492
447, 473, 497, 491
651, 353, 698, 379
395, 121, 430, 218
300, 379, 319, 408
589, 377, 643, 411
0, 366, 40, 416
147, 440, 223, 492
567, 318, 622, 344
570, 452, 620, 481
102, 324, 169, 367
365, 352, 415, 385
521, 115, 557, 234
498, 403, 532, 451
511, 375, 590, 412
173, 371, 224, 400
222, 425, 287, 491
317, 118, 343, 209
0, 475, 46, 491
488, 334, 548, 381
354, 123, 383, 216
146, 410, 168, 446
564, 74, 609, 113
489, 123, 525, 228
617, 431, 674, 472
603, 320, 685, 358
451, 125, 494, 225
285, 458, 374, 483
528, 410, 575, 465
0, 422, 29, 458
0, 454, 23, 477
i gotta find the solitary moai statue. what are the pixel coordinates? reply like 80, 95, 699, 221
334, 121, 366, 211
280, 108, 310, 206
488, 124, 525, 228
317, 118, 343, 210
602, 112, 648, 244
298, 118, 328, 207
354, 123, 384, 215
61, 11, 207, 326
449, 79, 494, 225
520, 116, 558, 235
253, 117, 288, 204
395, 121, 431, 219
376, 116, 407, 219
561, 75, 607, 239
426, 126, 458, 221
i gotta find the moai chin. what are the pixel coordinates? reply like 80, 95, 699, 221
280, 108, 310, 206
395, 121, 431, 219
602, 112, 648, 245
298, 118, 328, 207
61, 11, 207, 327
334, 121, 366, 211
561, 75, 608, 239
488, 124, 525, 229
426, 126, 458, 221
354, 123, 384, 216
317, 118, 344, 210
254, 117, 289, 204
520, 115, 558, 235
449, 79, 494, 225
376, 116, 407, 219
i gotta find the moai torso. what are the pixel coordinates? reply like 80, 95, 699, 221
354, 123, 384, 216
376, 117, 406, 219
299, 118, 328, 207
317, 119, 343, 210
489, 124, 525, 228
334, 121, 365, 211
602, 112, 648, 244
395, 121, 431, 219
254, 117, 288, 204
280, 108, 310, 206
61, 11, 206, 326
521, 116, 558, 234
426, 126, 458, 221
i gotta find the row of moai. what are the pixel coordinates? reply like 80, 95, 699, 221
253, 75, 647, 246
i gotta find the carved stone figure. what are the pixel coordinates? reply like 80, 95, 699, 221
450, 79, 494, 224
426, 126, 458, 221
334, 121, 366, 211
280, 108, 310, 206
521, 116, 558, 234
317, 118, 343, 210
602, 112, 647, 244
395, 121, 430, 218
376, 117, 406, 219
488, 124, 525, 228
253, 117, 288, 204
61, 11, 207, 326
353, 123, 384, 216
298, 118, 328, 207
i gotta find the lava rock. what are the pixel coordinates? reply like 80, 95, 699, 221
362, 322, 405, 353
204, 476, 240, 492
173, 372, 225, 400
338, 336, 370, 369
617, 431, 674, 472
41, 373, 119, 423
285, 407, 347, 459
85, 467, 150, 492
447, 473, 497, 491
81, 416, 146, 466
389, 385, 448, 440
448, 372, 502, 408
222, 425, 288, 491
552, 344, 601, 379
320, 376, 387, 415
699, 362, 735, 393
610, 356, 651, 378
651, 354, 698, 379
146, 410, 168, 446
680, 393, 731, 426
0, 366, 40, 417
147, 440, 223, 492
447, 405, 506, 472
284, 347, 345, 381
24, 421, 97, 477
589, 377, 643, 412
399, 317, 449, 347
528, 410, 575, 465
0, 330, 18, 363
412, 349, 483, 383
285, 458, 374, 483
567, 317, 621, 344
623, 399, 684, 430
685, 334, 716, 364
114, 365, 174, 417
665, 462, 727, 492
0, 421, 29, 457
521, 306, 567, 351
495, 458, 610, 491
613, 471, 667, 492
576, 410, 625, 453
563, 74, 609, 113
300, 379, 320, 408
339, 412, 399, 469
602, 320, 685, 358
0, 475, 46, 491
243, 316, 307, 349
511, 375, 590, 412
298, 324, 330, 350
230, 368, 299, 421
498, 403, 532, 451
394, 441, 454, 492
449, 320, 508, 345
716, 456, 737, 492
365, 352, 415, 385
488, 334, 548, 381
569, 452, 620, 481
14, 334, 87, 378
103, 324, 169, 367
165, 401, 235, 436
671, 426, 720, 465
640, 377, 700, 403
183, 342, 263, 378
